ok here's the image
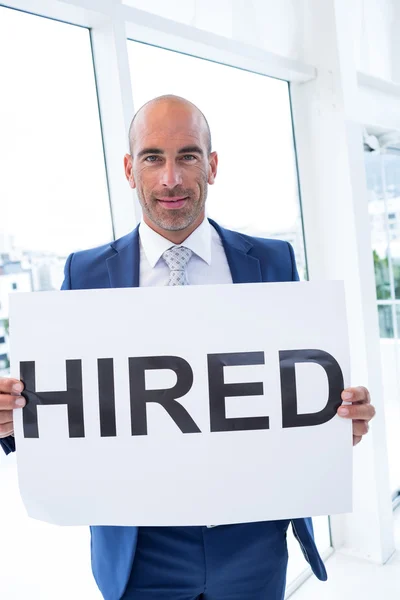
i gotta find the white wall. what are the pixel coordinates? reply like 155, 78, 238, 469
358, 79, 400, 132
356, 0, 396, 80
124, 0, 399, 82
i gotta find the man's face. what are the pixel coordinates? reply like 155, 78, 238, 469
124, 102, 218, 235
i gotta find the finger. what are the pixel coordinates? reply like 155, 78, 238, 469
353, 435, 362, 446
0, 422, 14, 438
0, 394, 26, 410
341, 386, 371, 404
352, 420, 369, 437
0, 410, 13, 425
338, 403, 376, 420
0, 378, 24, 396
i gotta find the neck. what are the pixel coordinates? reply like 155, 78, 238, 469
143, 213, 205, 244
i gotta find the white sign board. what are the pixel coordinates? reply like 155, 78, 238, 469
10, 281, 352, 526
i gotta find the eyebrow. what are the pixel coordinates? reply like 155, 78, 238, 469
136, 148, 163, 158
178, 145, 204, 156
136, 145, 204, 158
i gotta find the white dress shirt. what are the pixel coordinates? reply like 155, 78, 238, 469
138, 217, 233, 287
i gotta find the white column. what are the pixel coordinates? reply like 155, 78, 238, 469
90, 3, 141, 238
291, 0, 395, 563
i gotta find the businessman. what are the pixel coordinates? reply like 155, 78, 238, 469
0, 95, 375, 600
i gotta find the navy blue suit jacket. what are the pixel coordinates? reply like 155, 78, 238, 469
1, 219, 327, 599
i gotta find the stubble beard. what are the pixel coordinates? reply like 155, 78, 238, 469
138, 186, 208, 232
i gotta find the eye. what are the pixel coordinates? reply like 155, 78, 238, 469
144, 155, 160, 163
182, 154, 196, 161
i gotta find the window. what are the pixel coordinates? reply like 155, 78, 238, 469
378, 304, 394, 338
127, 38, 329, 586
127, 40, 307, 279
365, 148, 400, 495
0, 7, 113, 284
366, 151, 400, 311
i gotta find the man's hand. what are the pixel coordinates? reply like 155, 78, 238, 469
338, 386, 375, 446
0, 378, 26, 438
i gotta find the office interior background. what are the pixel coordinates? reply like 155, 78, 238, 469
0, 0, 399, 597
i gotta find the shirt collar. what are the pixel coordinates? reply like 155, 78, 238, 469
139, 218, 212, 268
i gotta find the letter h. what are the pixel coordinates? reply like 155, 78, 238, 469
20, 360, 85, 438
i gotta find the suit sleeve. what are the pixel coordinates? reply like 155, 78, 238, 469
0, 254, 74, 457
61, 253, 74, 290
0, 436, 16, 455
287, 242, 300, 282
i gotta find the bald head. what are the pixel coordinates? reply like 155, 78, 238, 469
123, 93, 218, 242
128, 95, 212, 156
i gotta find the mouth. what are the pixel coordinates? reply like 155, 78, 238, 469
156, 196, 189, 209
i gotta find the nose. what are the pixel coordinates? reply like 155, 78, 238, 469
159, 160, 183, 188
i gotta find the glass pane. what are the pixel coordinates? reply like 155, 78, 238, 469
378, 304, 394, 338
127, 41, 307, 279
383, 152, 400, 298
366, 149, 400, 494
396, 304, 400, 335
373, 250, 391, 299
0, 8, 113, 276
0, 7, 111, 599
365, 152, 392, 300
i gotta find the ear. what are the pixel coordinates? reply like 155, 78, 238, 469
208, 151, 218, 185
124, 154, 136, 189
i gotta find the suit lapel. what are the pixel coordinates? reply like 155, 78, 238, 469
209, 219, 262, 284
105, 219, 262, 288
106, 226, 140, 288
